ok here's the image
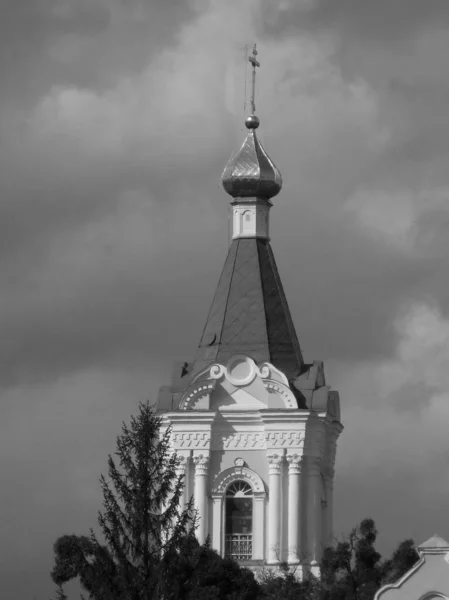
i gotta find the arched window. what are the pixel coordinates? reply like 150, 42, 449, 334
242, 210, 253, 234
224, 481, 253, 560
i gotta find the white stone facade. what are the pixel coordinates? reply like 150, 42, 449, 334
160, 354, 342, 575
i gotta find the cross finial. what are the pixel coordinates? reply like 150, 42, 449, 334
248, 43, 260, 115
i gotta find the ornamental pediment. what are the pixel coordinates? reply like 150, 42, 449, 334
179, 354, 297, 411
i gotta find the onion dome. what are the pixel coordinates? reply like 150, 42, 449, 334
221, 115, 282, 200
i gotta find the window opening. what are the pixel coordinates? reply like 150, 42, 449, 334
225, 481, 253, 560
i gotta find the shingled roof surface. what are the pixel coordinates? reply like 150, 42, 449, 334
191, 238, 305, 380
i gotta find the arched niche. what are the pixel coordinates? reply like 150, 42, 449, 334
210, 465, 266, 561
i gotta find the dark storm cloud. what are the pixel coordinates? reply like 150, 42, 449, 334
274, 204, 424, 363
389, 380, 439, 413
0, 0, 196, 106
1, 2, 449, 599
0, 0, 110, 104
260, 0, 449, 42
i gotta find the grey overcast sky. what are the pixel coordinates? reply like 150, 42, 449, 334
2, 0, 449, 598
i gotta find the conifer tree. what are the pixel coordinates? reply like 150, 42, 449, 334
51, 401, 196, 600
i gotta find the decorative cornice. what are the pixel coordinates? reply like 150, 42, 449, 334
209, 430, 305, 450
265, 431, 304, 449
173, 432, 210, 449
211, 431, 266, 450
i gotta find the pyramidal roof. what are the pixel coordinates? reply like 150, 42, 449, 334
418, 534, 449, 550
190, 45, 304, 383
190, 237, 305, 380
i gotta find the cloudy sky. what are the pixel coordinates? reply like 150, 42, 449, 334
2, 0, 449, 597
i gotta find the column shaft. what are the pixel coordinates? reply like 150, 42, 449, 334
267, 453, 283, 564
175, 454, 189, 510
252, 496, 265, 560
286, 453, 302, 564
193, 454, 209, 544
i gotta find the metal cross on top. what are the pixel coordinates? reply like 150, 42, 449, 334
248, 43, 260, 115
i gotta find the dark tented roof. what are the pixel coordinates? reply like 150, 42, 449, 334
191, 238, 305, 380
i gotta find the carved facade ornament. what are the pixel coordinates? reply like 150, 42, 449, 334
211, 465, 266, 497
265, 382, 296, 408
175, 454, 189, 474
286, 453, 302, 474
265, 431, 304, 448
179, 383, 215, 410
193, 454, 209, 476
208, 355, 272, 387
267, 453, 284, 475
211, 431, 266, 450
172, 432, 210, 449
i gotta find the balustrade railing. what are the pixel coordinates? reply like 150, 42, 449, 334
224, 534, 252, 560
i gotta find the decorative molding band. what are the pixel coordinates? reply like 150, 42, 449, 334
211, 431, 266, 450
172, 432, 210, 449
265, 431, 304, 448
210, 430, 305, 450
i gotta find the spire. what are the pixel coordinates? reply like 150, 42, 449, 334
221, 44, 282, 201
190, 45, 305, 383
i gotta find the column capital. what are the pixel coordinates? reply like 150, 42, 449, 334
175, 453, 189, 474
267, 452, 283, 475
193, 453, 209, 476
286, 453, 303, 474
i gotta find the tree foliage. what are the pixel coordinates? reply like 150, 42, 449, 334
51, 401, 197, 599
379, 538, 420, 586
319, 518, 420, 600
50, 403, 418, 600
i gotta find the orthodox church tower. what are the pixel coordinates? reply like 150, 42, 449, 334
157, 45, 343, 576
